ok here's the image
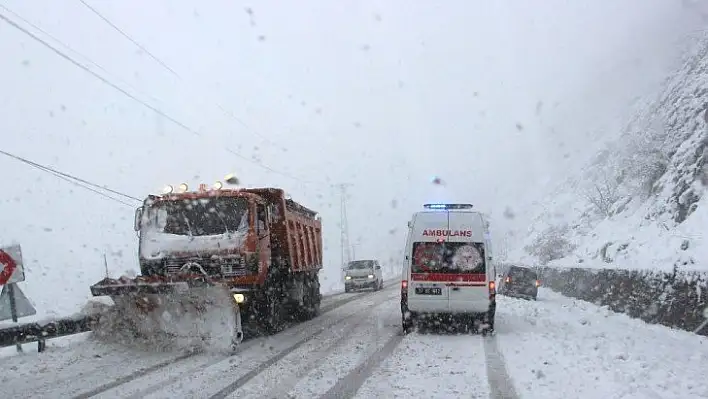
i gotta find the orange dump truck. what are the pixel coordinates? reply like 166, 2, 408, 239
90, 185, 323, 345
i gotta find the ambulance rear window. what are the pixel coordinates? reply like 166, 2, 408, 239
411, 242, 485, 274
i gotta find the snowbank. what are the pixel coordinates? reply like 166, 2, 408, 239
536, 265, 708, 336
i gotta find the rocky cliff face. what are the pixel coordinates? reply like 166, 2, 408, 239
516, 31, 708, 272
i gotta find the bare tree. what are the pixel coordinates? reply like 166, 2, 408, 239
586, 173, 620, 217
524, 224, 577, 265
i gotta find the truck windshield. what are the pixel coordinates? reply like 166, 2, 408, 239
143, 197, 249, 236
411, 242, 486, 274
347, 260, 374, 270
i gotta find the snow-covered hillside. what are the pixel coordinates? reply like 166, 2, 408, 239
512, 27, 708, 272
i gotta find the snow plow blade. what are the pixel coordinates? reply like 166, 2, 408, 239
88, 276, 243, 352
89, 276, 207, 297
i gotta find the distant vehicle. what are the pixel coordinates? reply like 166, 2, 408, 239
400, 203, 496, 335
344, 259, 384, 292
499, 266, 540, 300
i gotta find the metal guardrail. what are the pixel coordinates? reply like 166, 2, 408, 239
0, 314, 97, 352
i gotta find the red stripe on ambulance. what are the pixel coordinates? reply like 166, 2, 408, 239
411, 273, 486, 282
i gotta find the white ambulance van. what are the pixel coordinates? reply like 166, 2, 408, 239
401, 203, 496, 334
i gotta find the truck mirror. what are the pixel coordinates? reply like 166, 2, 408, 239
134, 207, 143, 232
703, 307, 708, 319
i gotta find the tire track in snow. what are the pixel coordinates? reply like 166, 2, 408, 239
483, 335, 520, 399
119, 291, 380, 399
252, 304, 387, 399
318, 332, 404, 399
207, 289, 399, 399
71, 351, 198, 399
70, 287, 391, 399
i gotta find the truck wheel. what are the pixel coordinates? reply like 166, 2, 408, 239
311, 275, 321, 316
253, 279, 285, 335
261, 292, 284, 334
299, 274, 321, 321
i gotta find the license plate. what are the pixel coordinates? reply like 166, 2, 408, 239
415, 287, 442, 295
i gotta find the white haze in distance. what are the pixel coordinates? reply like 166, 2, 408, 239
0, 0, 700, 317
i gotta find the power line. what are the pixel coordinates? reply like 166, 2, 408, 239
76, 0, 179, 77
76, 0, 288, 152
43, 168, 137, 207
0, 149, 140, 207
0, 11, 200, 136
0, 9, 318, 185
0, 4, 167, 109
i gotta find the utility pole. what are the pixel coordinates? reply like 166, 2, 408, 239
338, 183, 353, 268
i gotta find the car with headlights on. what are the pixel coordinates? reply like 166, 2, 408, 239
344, 259, 383, 292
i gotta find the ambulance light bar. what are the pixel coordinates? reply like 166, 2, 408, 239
423, 203, 474, 210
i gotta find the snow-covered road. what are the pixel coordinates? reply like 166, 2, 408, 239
496, 290, 708, 399
3, 286, 707, 399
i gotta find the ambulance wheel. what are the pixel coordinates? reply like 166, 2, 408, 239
484, 305, 496, 335
402, 311, 416, 334
402, 317, 413, 334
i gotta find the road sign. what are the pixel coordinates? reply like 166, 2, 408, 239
0, 245, 25, 285
0, 283, 36, 321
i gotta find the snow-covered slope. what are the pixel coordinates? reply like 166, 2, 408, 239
512, 27, 708, 272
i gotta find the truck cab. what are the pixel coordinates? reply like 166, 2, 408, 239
401, 203, 496, 334
134, 189, 273, 282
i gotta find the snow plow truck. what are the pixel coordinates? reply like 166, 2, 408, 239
89, 184, 323, 349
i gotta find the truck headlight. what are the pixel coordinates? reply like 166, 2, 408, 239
233, 293, 245, 303
345, 276, 352, 280
368, 274, 374, 279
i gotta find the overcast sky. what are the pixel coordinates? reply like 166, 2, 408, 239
0, 0, 701, 315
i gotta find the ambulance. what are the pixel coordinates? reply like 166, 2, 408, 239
400, 203, 496, 334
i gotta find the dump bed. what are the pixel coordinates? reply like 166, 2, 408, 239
245, 188, 323, 273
